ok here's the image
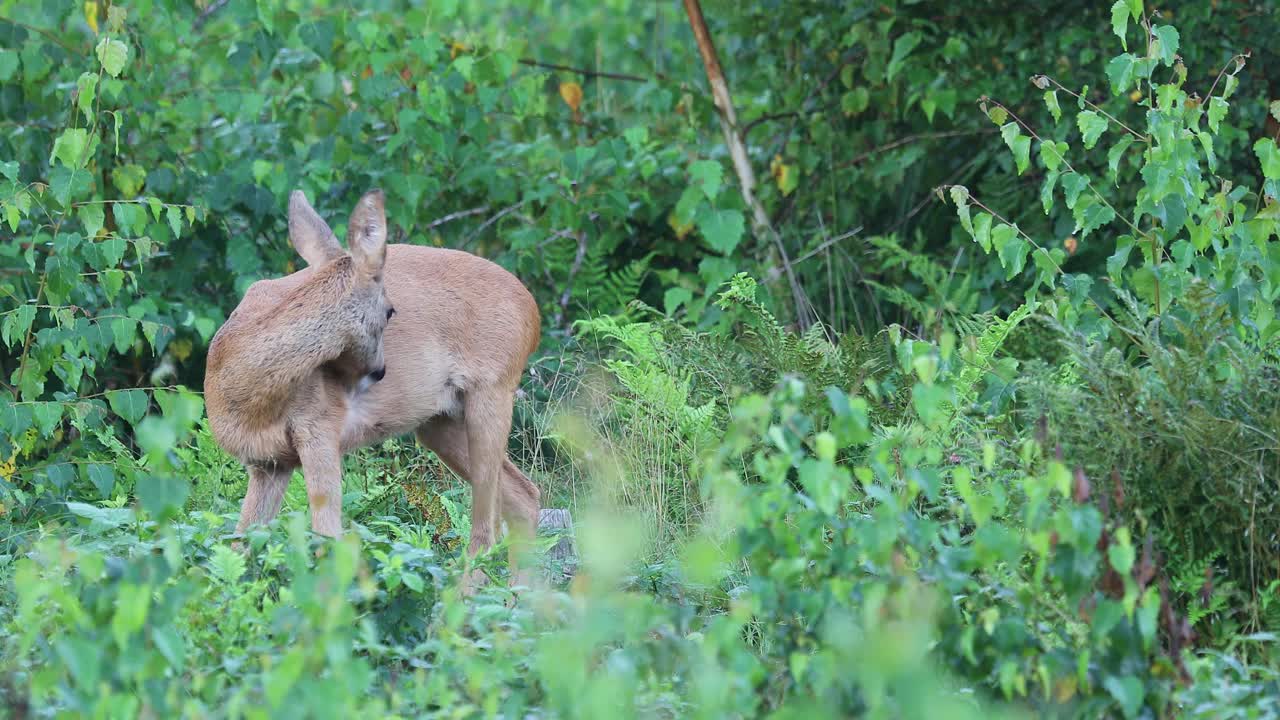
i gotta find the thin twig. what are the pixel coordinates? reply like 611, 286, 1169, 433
193, 0, 232, 31
765, 49, 863, 156
424, 205, 490, 231
837, 129, 997, 170
555, 231, 589, 330
517, 58, 657, 83
0, 16, 79, 54
1205, 52, 1249, 100
460, 200, 528, 249
765, 226, 863, 280
1036, 75, 1145, 140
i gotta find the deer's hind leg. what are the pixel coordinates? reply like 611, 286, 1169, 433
236, 462, 293, 533
417, 406, 540, 593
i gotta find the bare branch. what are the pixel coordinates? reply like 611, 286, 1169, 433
517, 58, 658, 83
682, 0, 815, 329
424, 205, 490, 231
193, 0, 231, 31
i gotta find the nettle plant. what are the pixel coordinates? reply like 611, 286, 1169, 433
1, 9, 205, 514
945, 6, 1280, 340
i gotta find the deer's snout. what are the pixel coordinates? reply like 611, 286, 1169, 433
369, 366, 386, 383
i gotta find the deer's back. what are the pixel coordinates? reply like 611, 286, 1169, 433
205, 243, 540, 460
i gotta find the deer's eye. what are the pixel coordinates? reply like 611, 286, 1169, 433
386, 307, 396, 320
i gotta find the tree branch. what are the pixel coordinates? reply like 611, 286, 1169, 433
424, 205, 490, 231
682, 0, 814, 329
517, 58, 659, 83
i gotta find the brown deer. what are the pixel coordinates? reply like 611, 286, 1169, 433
204, 189, 542, 593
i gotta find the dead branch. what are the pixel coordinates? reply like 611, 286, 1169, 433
681, 0, 814, 329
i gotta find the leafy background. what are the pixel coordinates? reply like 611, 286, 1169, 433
3, 0, 1280, 717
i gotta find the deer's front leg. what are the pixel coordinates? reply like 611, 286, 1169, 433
298, 439, 344, 537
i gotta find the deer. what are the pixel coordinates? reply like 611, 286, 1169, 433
203, 189, 542, 594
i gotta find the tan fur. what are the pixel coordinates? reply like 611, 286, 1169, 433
204, 190, 541, 592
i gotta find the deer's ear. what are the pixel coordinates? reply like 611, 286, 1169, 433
288, 190, 343, 267
347, 189, 387, 278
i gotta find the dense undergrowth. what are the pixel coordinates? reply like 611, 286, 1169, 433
4, 1, 1280, 718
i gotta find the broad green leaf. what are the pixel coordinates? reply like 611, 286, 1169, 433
1110, 1, 1129, 50
166, 205, 182, 239
1076, 111, 1108, 150
689, 160, 722, 200
112, 202, 147, 237
266, 649, 306, 708
1108, 135, 1135, 177
1108, 235, 1134, 280
973, 212, 993, 253
1041, 171, 1059, 214
1033, 248, 1060, 288
1223, 73, 1240, 101
401, 571, 425, 592
949, 186, 972, 233
154, 388, 204, 430
1039, 140, 1068, 172
136, 473, 190, 518
0, 49, 18, 82
886, 32, 921, 82
95, 37, 129, 77
1152, 25, 1179, 67
86, 463, 117, 498
1103, 675, 1145, 720
76, 72, 97, 124
49, 166, 93, 207
1000, 123, 1031, 175
152, 626, 185, 670
111, 583, 152, 649
1197, 131, 1217, 173
0, 160, 17, 181
995, 226, 1028, 279
1060, 173, 1090, 211
841, 87, 869, 115
78, 203, 105, 240
101, 268, 126, 302
107, 388, 148, 425
112, 164, 147, 197
111, 317, 137, 354
1079, 201, 1117, 238
664, 286, 692, 316
1044, 90, 1061, 122
1254, 138, 1280, 180
2, 305, 37, 348
698, 209, 745, 255
66, 501, 134, 529
451, 55, 474, 81
194, 316, 217, 343
50, 128, 92, 170
52, 638, 100, 691
31, 401, 62, 436
1105, 53, 1137, 96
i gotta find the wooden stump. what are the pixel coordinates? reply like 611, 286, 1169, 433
537, 508, 577, 575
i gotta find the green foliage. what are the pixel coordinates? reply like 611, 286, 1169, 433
1019, 287, 1280, 634
3, 2, 1280, 717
